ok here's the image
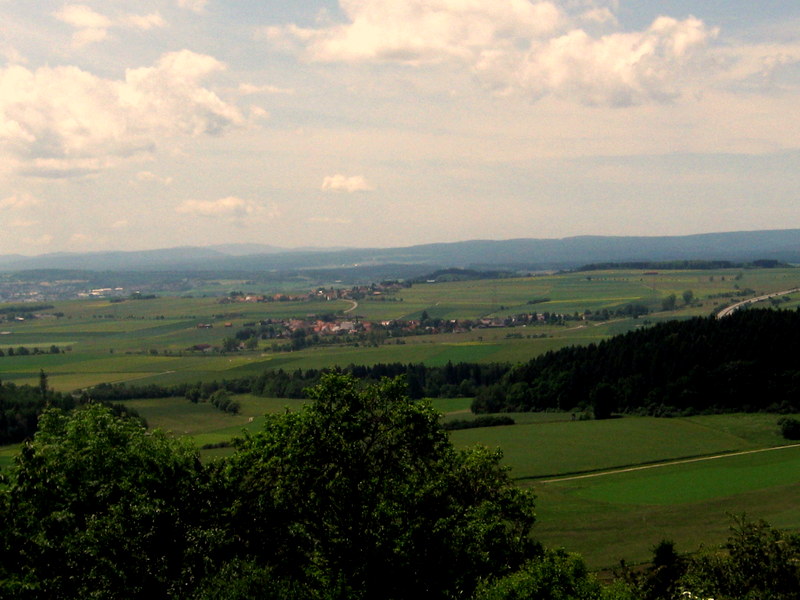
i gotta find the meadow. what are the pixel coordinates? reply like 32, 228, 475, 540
103, 390, 800, 569
2, 266, 800, 568
4, 266, 800, 391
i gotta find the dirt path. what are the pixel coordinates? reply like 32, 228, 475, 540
343, 299, 358, 314
538, 442, 800, 484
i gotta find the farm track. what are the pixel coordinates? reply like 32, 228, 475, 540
537, 442, 800, 484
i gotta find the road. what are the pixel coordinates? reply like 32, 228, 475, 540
716, 287, 800, 318
537, 442, 800, 484
343, 299, 358, 314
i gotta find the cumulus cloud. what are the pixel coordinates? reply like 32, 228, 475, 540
54, 5, 166, 47
238, 83, 295, 95
269, 0, 563, 65
177, 0, 208, 14
268, 0, 717, 105
321, 174, 374, 192
176, 196, 280, 222
136, 171, 174, 185
0, 50, 243, 177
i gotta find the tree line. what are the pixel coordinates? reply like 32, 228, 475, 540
83, 308, 800, 421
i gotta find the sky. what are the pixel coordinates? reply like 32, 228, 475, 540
2, 1, 800, 254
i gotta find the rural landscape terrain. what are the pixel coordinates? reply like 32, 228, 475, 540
2, 231, 800, 598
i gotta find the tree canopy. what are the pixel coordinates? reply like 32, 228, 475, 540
0, 374, 538, 599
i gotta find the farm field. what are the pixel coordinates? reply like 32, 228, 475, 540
2, 267, 800, 569
98, 393, 800, 569
449, 411, 800, 568
3, 267, 800, 391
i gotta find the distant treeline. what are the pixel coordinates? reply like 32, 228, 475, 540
411, 268, 517, 283
87, 308, 800, 420
575, 259, 788, 271
0, 303, 54, 315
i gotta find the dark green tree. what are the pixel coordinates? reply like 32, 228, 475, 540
661, 294, 677, 311
0, 404, 213, 599
213, 373, 537, 599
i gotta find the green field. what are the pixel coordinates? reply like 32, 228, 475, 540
4, 267, 799, 391
448, 411, 800, 567
3, 268, 800, 569
88, 393, 800, 568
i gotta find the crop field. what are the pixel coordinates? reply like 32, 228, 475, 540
3, 267, 800, 568
448, 411, 800, 568
99, 389, 800, 569
2, 267, 800, 391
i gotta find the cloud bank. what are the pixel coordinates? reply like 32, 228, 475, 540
268, 0, 717, 106
0, 50, 242, 177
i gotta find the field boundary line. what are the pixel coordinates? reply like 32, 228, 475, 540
537, 443, 800, 484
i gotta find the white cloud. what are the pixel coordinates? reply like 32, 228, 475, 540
111, 219, 129, 229
177, 0, 208, 14
0, 192, 41, 210
238, 83, 295, 95
55, 5, 112, 30
136, 171, 174, 185
321, 174, 374, 192
249, 105, 270, 119
501, 16, 716, 105
270, 0, 717, 106
54, 5, 166, 48
270, 0, 563, 65
176, 196, 279, 222
0, 50, 242, 177
121, 13, 167, 31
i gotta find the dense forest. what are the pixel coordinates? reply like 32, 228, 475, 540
475, 308, 800, 417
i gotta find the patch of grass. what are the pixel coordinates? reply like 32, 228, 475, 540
574, 445, 800, 505
533, 446, 800, 568
450, 416, 756, 480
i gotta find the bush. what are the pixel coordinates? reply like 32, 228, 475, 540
443, 415, 515, 431
778, 416, 800, 440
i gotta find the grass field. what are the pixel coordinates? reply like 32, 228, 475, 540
533, 447, 800, 568
448, 411, 800, 568
3, 267, 800, 391
3, 268, 800, 569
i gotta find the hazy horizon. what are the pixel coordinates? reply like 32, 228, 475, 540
2, 1, 800, 254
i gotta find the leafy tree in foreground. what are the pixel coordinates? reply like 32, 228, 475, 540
0, 403, 212, 599
213, 373, 538, 599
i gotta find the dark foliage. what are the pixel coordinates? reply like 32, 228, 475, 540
476, 309, 800, 417
443, 415, 516, 431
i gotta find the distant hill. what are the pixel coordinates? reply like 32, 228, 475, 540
1, 229, 800, 273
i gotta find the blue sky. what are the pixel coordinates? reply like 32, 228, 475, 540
1, 1, 800, 254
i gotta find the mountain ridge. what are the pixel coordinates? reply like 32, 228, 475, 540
1, 229, 799, 273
